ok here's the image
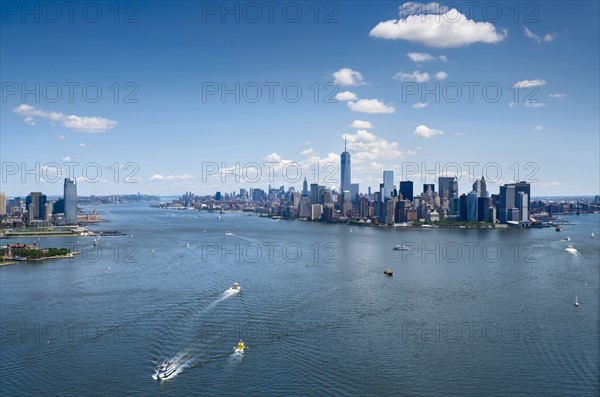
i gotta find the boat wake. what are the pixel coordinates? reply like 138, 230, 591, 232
154, 286, 242, 380
565, 246, 579, 256
152, 354, 194, 380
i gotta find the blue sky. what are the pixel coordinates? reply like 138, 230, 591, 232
1, 1, 598, 197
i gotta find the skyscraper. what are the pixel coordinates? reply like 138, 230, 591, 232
340, 139, 351, 195
399, 181, 414, 201
302, 177, 308, 196
467, 191, 478, 221
438, 177, 455, 201
514, 181, 530, 214
310, 183, 319, 204
0, 192, 6, 216
383, 170, 394, 199
26, 192, 47, 220
64, 178, 77, 224
499, 184, 516, 223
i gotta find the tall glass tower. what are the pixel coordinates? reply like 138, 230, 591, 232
64, 178, 77, 225
340, 138, 351, 194
383, 170, 394, 198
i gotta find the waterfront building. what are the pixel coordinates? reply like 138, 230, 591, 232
383, 170, 394, 199
467, 191, 478, 221
64, 178, 77, 225
340, 140, 351, 194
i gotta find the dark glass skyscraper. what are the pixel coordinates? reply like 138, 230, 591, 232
399, 181, 413, 201
64, 178, 77, 224
340, 140, 351, 195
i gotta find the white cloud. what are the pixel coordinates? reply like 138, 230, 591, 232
370, 5, 507, 48
335, 91, 358, 101
300, 148, 315, 156
13, 104, 117, 133
407, 52, 447, 63
509, 101, 518, 108
524, 27, 558, 43
332, 68, 364, 86
534, 125, 544, 131
343, 130, 404, 161
393, 70, 430, 82
149, 174, 193, 181
58, 134, 66, 140
400, 2, 449, 15
347, 99, 395, 114
79, 143, 86, 147
62, 156, 71, 162
550, 93, 566, 98
524, 101, 546, 108
413, 124, 444, 138
350, 120, 373, 129
435, 71, 448, 80
412, 102, 428, 108
512, 79, 546, 88
407, 52, 435, 62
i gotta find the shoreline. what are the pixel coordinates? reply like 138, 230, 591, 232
1, 252, 80, 265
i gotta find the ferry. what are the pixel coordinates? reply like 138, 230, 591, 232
393, 245, 410, 251
155, 361, 176, 379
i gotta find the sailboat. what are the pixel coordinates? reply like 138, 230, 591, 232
592, 232, 595, 238
575, 295, 579, 307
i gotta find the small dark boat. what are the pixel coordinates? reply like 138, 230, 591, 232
384, 268, 394, 276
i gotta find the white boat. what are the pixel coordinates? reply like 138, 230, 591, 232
592, 232, 595, 238
565, 244, 577, 254
563, 236, 571, 241
227, 282, 241, 292
393, 245, 410, 251
225, 232, 234, 236
575, 295, 579, 307
155, 361, 176, 379
234, 340, 245, 354
93, 239, 99, 246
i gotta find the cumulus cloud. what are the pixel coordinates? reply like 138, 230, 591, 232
435, 71, 448, 80
412, 102, 428, 108
407, 52, 435, 62
13, 104, 117, 133
393, 70, 430, 82
512, 79, 546, 88
332, 68, 365, 86
413, 124, 444, 138
351, 120, 373, 129
343, 130, 404, 161
347, 99, 395, 114
370, 3, 507, 48
335, 91, 358, 101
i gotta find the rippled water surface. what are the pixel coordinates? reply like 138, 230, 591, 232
1, 204, 598, 396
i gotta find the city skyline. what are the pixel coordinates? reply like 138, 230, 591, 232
1, 2, 599, 197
